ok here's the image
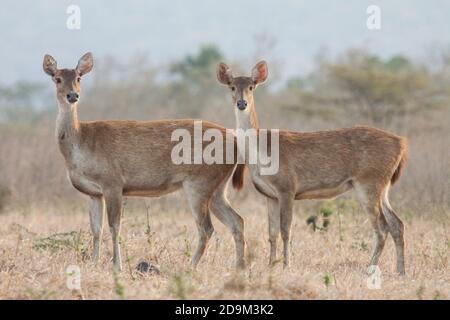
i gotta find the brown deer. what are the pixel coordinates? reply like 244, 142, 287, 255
217, 61, 408, 275
43, 52, 246, 271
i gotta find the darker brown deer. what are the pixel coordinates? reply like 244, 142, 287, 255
217, 61, 408, 275
43, 52, 246, 271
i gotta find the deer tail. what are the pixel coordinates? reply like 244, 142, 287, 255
391, 141, 408, 185
232, 164, 246, 190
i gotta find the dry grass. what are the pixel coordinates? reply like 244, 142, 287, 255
0, 191, 448, 300
1, 50, 449, 300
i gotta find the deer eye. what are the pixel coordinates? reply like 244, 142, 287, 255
77, 77, 81, 83
55, 78, 62, 84
231, 86, 236, 91
249, 86, 253, 91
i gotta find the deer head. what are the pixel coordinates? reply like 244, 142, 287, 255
43, 52, 93, 106
217, 61, 268, 111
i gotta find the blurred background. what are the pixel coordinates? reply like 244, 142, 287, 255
0, 0, 449, 216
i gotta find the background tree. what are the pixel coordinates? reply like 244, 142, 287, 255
281, 49, 448, 128
320, 49, 444, 126
170, 45, 223, 90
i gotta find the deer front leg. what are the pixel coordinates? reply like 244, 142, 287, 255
267, 197, 280, 266
89, 196, 105, 263
104, 190, 123, 271
279, 195, 294, 269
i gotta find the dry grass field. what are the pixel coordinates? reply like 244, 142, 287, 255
1, 48, 449, 300
0, 190, 448, 300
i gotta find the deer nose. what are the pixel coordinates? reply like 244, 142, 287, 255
237, 99, 247, 110
66, 92, 79, 103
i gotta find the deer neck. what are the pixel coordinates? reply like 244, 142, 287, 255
235, 102, 261, 169
56, 102, 80, 159
235, 102, 259, 131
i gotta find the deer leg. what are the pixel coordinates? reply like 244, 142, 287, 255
355, 183, 390, 273
279, 195, 294, 269
190, 204, 214, 269
368, 206, 389, 267
382, 188, 406, 275
267, 197, 280, 266
210, 192, 245, 269
184, 182, 214, 269
104, 190, 123, 271
89, 196, 105, 263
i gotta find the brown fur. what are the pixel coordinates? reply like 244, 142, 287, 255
43, 53, 246, 271
218, 61, 408, 275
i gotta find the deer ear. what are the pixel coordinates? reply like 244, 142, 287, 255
251, 60, 268, 85
217, 63, 233, 85
43, 54, 58, 76
76, 52, 93, 76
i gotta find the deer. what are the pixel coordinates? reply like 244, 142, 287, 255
217, 61, 408, 275
43, 52, 247, 271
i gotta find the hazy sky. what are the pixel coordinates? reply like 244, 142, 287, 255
0, 0, 449, 84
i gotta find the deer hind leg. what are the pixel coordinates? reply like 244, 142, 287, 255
279, 194, 295, 269
104, 189, 123, 271
210, 190, 245, 269
354, 183, 389, 272
184, 181, 214, 269
369, 207, 389, 267
89, 196, 105, 263
381, 186, 406, 275
267, 197, 280, 266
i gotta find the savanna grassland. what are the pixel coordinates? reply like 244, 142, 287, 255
0, 47, 449, 299
0, 193, 449, 300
